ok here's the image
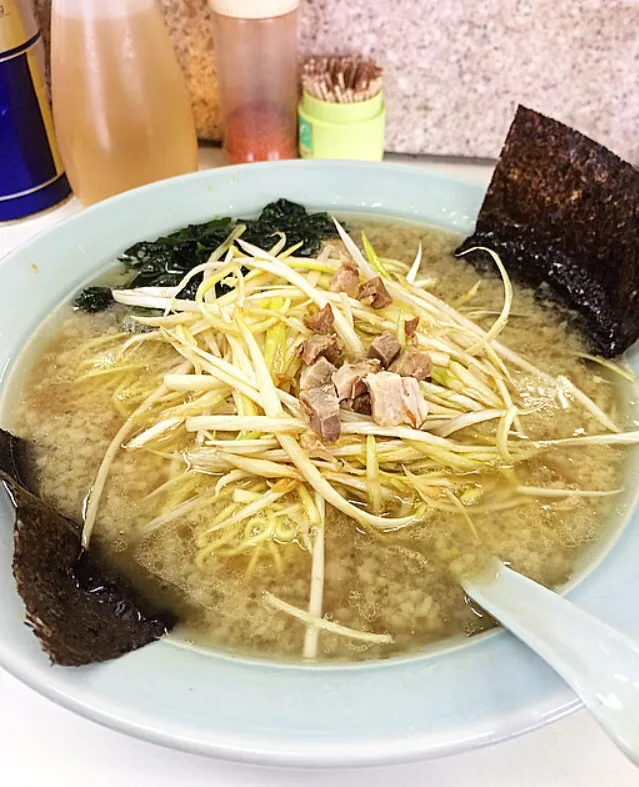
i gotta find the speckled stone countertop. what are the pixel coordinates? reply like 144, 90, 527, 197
301, 0, 639, 163
33, 0, 639, 163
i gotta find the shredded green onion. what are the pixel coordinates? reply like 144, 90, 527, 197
76, 217, 631, 659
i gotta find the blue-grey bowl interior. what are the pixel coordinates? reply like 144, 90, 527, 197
1, 161, 639, 767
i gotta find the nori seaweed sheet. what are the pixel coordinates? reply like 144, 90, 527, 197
456, 106, 639, 358
0, 429, 176, 666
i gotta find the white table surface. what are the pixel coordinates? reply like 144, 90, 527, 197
1, 149, 637, 787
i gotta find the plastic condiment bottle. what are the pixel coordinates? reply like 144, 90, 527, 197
210, 0, 300, 164
51, 0, 198, 206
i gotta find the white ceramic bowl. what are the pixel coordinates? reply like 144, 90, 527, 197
1, 161, 638, 767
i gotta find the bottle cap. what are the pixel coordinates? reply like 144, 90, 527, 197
209, 0, 299, 19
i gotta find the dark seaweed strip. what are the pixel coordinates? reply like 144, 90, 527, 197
0, 430, 176, 666
456, 106, 639, 358
74, 286, 114, 313
241, 198, 336, 257
75, 199, 340, 312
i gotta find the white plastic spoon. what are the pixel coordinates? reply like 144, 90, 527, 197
462, 559, 639, 766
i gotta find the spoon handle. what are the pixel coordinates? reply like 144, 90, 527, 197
463, 561, 639, 766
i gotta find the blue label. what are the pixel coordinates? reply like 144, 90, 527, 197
0, 37, 70, 218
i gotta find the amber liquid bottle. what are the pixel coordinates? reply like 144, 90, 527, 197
51, 0, 198, 206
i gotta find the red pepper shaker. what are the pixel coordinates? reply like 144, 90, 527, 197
210, 0, 300, 164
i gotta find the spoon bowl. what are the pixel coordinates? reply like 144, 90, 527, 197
464, 560, 639, 767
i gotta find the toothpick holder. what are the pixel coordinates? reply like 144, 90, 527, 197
298, 90, 386, 161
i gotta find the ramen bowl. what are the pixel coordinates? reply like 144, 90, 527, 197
0, 161, 638, 767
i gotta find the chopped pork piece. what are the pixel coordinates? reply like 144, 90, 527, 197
365, 371, 429, 428
365, 372, 404, 427
324, 344, 344, 365
390, 348, 432, 380
332, 358, 380, 401
300, 334, 344, 366
304, 303, 334, 334
300, 355, 337, 391
357, 276, 392, 309
367, 331, 401, 367
300, 430, 335, 462
300, 356, 337, 390
329, 259, 360, 295
399, 376, 429, 427
300, 384, 341, 442
351, 393, 372, 415
405, 316, 420, 337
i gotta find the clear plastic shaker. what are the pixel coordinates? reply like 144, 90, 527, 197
210, 0, 300, 164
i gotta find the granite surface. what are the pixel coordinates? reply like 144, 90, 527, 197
300, 0, 639, 163
33, 0, 639, 163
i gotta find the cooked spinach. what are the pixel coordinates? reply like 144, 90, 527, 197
75, 200, 339, 312
74, 286, 114, 313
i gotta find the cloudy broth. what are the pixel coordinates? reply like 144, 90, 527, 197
6, 218, 634, 662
